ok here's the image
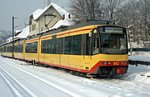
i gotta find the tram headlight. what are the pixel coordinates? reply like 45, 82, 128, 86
102, 61, 107, 65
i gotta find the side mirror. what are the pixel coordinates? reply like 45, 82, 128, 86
89, 33, 92, 37
93, 29, 97, 34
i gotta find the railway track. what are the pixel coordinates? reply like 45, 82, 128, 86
0, 66, 37, 97
0, 57, 83, 97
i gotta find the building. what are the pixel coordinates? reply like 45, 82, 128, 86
29, 2, 74, 36
6, 2, 73, 43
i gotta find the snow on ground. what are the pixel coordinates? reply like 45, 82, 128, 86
1, 56, 150, 97
128, 54, 150, 84
131, 51, 150, 57
129, 56, 150, 62
123, 65, 150, 84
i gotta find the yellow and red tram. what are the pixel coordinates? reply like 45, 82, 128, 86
0, 21, 128, 77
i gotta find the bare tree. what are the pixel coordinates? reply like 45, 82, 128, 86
69, 0, 150, 47
139, 0, 150, 41
70, 0, 103, 21
103, 0, 122, 21
116, 0, 150, 47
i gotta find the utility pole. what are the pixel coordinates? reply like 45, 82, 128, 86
12, 16, 15, 58
11, 16, 28, 58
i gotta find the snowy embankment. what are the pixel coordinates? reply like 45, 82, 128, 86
123, 65, 150, 84
126, 55, 150, 84
129, 56, 150, 62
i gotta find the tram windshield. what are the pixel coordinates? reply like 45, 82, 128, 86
99, 27, 128, 54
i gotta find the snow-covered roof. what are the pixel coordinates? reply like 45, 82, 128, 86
32, 9, 43, 20
6, 26, 29, 43
41, 18, 74, 33
15, 30, 22, 34
16, 26, 29, 38
50, 18, 74, 30
6, 37, 13, 43
32, 2, 69, 20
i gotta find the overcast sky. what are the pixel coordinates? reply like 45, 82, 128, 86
0, 0, 70, 31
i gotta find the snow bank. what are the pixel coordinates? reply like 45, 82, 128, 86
129, 56, 150, 62
124, 65, 150, 84
127, 56, 150, 84
131, 51, 150, 57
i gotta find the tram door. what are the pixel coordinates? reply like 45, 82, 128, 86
83, 33, 91, 69
83, 29, 100, 70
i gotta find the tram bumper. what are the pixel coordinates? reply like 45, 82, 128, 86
90, 61, 128, 76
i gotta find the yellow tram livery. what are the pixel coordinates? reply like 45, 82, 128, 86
0, 21, 128, 77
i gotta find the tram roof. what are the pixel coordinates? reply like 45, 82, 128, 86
26, 20, 123, 39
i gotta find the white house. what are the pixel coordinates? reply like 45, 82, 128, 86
6, 2, 74, 43
29, 2, 74, 36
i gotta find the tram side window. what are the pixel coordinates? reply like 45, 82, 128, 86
57, 38, 63, 54
92, 30, 100, 55
1, 47, 3, 52
41, 39, 58, 54
25, 44, 29, 53
3, 47, 5, 52
26, 42, 38, 53
47, 40, 51, 54
14, 46, 17, 52
51, 39, 57, 54
4, 46, 6, 52
14, 45, 23, 52
41, 39, 52, 54
41, 40, 47, 53
6, 46, 8, 52
72, 35, 81, 55
18, 45, 23, 52
32, 42, 38, 53
64, 36, 72, 54
86, 34, 91, 55
7, 46, 12, 52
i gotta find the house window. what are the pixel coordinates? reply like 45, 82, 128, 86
32, 24, 36, 31
29, 26, 32, 32
41, 27, 43, 32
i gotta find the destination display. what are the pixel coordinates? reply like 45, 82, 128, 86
104, 27, 123, 33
